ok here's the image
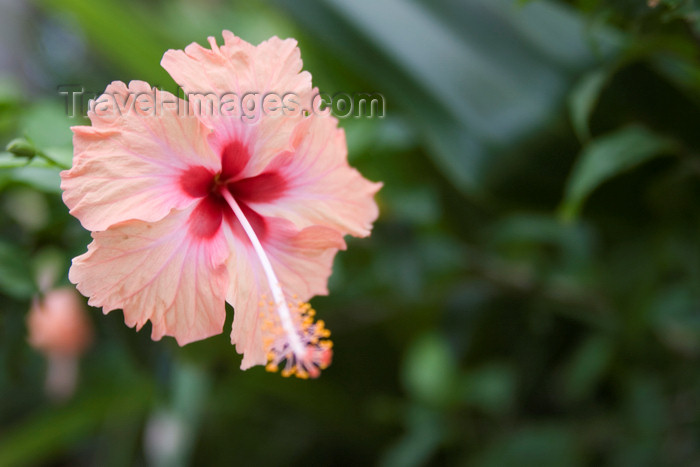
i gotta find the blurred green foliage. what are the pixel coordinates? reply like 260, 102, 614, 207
1, 0, 700, 465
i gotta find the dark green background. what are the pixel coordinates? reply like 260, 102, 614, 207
1, 0, 700, 465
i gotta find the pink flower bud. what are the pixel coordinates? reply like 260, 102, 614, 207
27, 288, 92, 358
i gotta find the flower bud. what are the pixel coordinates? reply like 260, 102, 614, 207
6, 138, 37, 159
27, 288, 93, 358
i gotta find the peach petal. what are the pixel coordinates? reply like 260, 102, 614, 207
224, 217, 345, 369
161, 32, 312, 114
61, 81, 219, 232
69, 206, 229, 345
252, 115, 382, 237
161, 32, 311, 177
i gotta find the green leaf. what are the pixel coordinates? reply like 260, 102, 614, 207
32, 0, 174, 86
20, 101, 73, 149
0, 152, 32, 169
650, 51, 700, 106
561, 335, 614, 402
0, 166, 62, 193
273, 0, 619, 198
560, 125, 679, 220
473, 425, 583, 467
650, 285, 700, 354
0, 241, 35, 299
568, 69, 611, 141
0, 78, 23, 107
460, 363, 516, 415
489, 213, 594, 269
0, 146, 67, 192
402, 332, 458, 407
0, 382, 153, 467
42, 147, 73, 169
380, 406, 446, 467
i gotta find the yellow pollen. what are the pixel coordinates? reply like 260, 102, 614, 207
261, 297, 334, 380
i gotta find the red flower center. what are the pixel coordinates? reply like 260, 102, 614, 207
179, 141, 287, 240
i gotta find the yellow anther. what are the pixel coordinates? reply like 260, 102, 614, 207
259, 293, 334, 379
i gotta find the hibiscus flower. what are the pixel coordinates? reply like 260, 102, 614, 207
61, 31, 381, 378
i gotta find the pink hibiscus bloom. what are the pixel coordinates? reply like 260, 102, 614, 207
61, 31, 381, 378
